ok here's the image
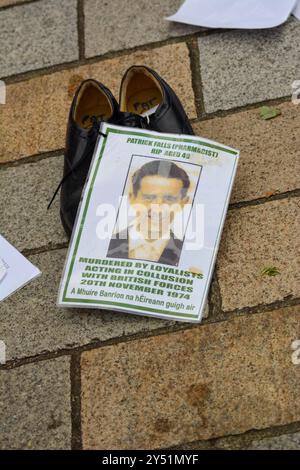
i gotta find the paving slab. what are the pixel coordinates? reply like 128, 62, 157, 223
84, 0, 202, 58
0, 357, 71, 449
1, 0, 299, 452
217, 197, 300, 311
193, 102, 300, 203
249, 432, 300, 450
0, 0, 78, 78
80, 305, 300, 449
0, 156, 66, 252
198, 19, 300, 113
0, 43, 195, 163
0, 248, 175, 361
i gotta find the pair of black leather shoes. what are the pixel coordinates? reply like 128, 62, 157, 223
50, 66, 194, 237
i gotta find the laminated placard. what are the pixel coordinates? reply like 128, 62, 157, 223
58, 124, 239, 322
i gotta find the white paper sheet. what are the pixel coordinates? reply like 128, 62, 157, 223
167, 0, 297, 29
293, 0, 300, 20
0, 235, 41, 301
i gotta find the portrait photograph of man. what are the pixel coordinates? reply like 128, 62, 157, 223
107, 156, 202, 266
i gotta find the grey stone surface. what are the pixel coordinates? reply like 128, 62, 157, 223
198, 19, 300, 113
0, 156, 67, 252
0, 357, 71, 449
0, 0, 78, 78
249, 432, 300, 450
84, 0, 202, 58
0, 248, 173, 361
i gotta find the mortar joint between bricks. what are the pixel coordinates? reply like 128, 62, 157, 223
77, 0, 85, 60
70, 353, 82, 450
1, 296, 300, 372
169, 419, 300, 450
186, 37, 206, 119
0, 29, 226, 86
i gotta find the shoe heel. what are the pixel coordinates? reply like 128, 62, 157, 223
60, 210, 72, 239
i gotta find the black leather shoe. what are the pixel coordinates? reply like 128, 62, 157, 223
49, 79, 119, 237
119, 65, 194, 135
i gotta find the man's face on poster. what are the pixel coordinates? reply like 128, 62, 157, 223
130, 173, 189, 238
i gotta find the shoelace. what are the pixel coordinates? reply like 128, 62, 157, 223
47, 112, 150, 210
47, 116, 106, 210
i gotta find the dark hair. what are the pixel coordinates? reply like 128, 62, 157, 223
132, 160, 190, 198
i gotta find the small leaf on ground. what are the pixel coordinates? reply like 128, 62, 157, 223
264, 189, 280, 197
265, 190, 275, 197
260, 106, 282, 120
261, 266, 280, 277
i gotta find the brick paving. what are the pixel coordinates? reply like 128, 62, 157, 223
0, 0, 78, 77
0, 357, 71, 449
0, 43, 195, 163
198, 19, 300, 112
0, 0, 299, 450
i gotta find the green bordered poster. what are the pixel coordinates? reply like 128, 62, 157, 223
58, 124, 239, 322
